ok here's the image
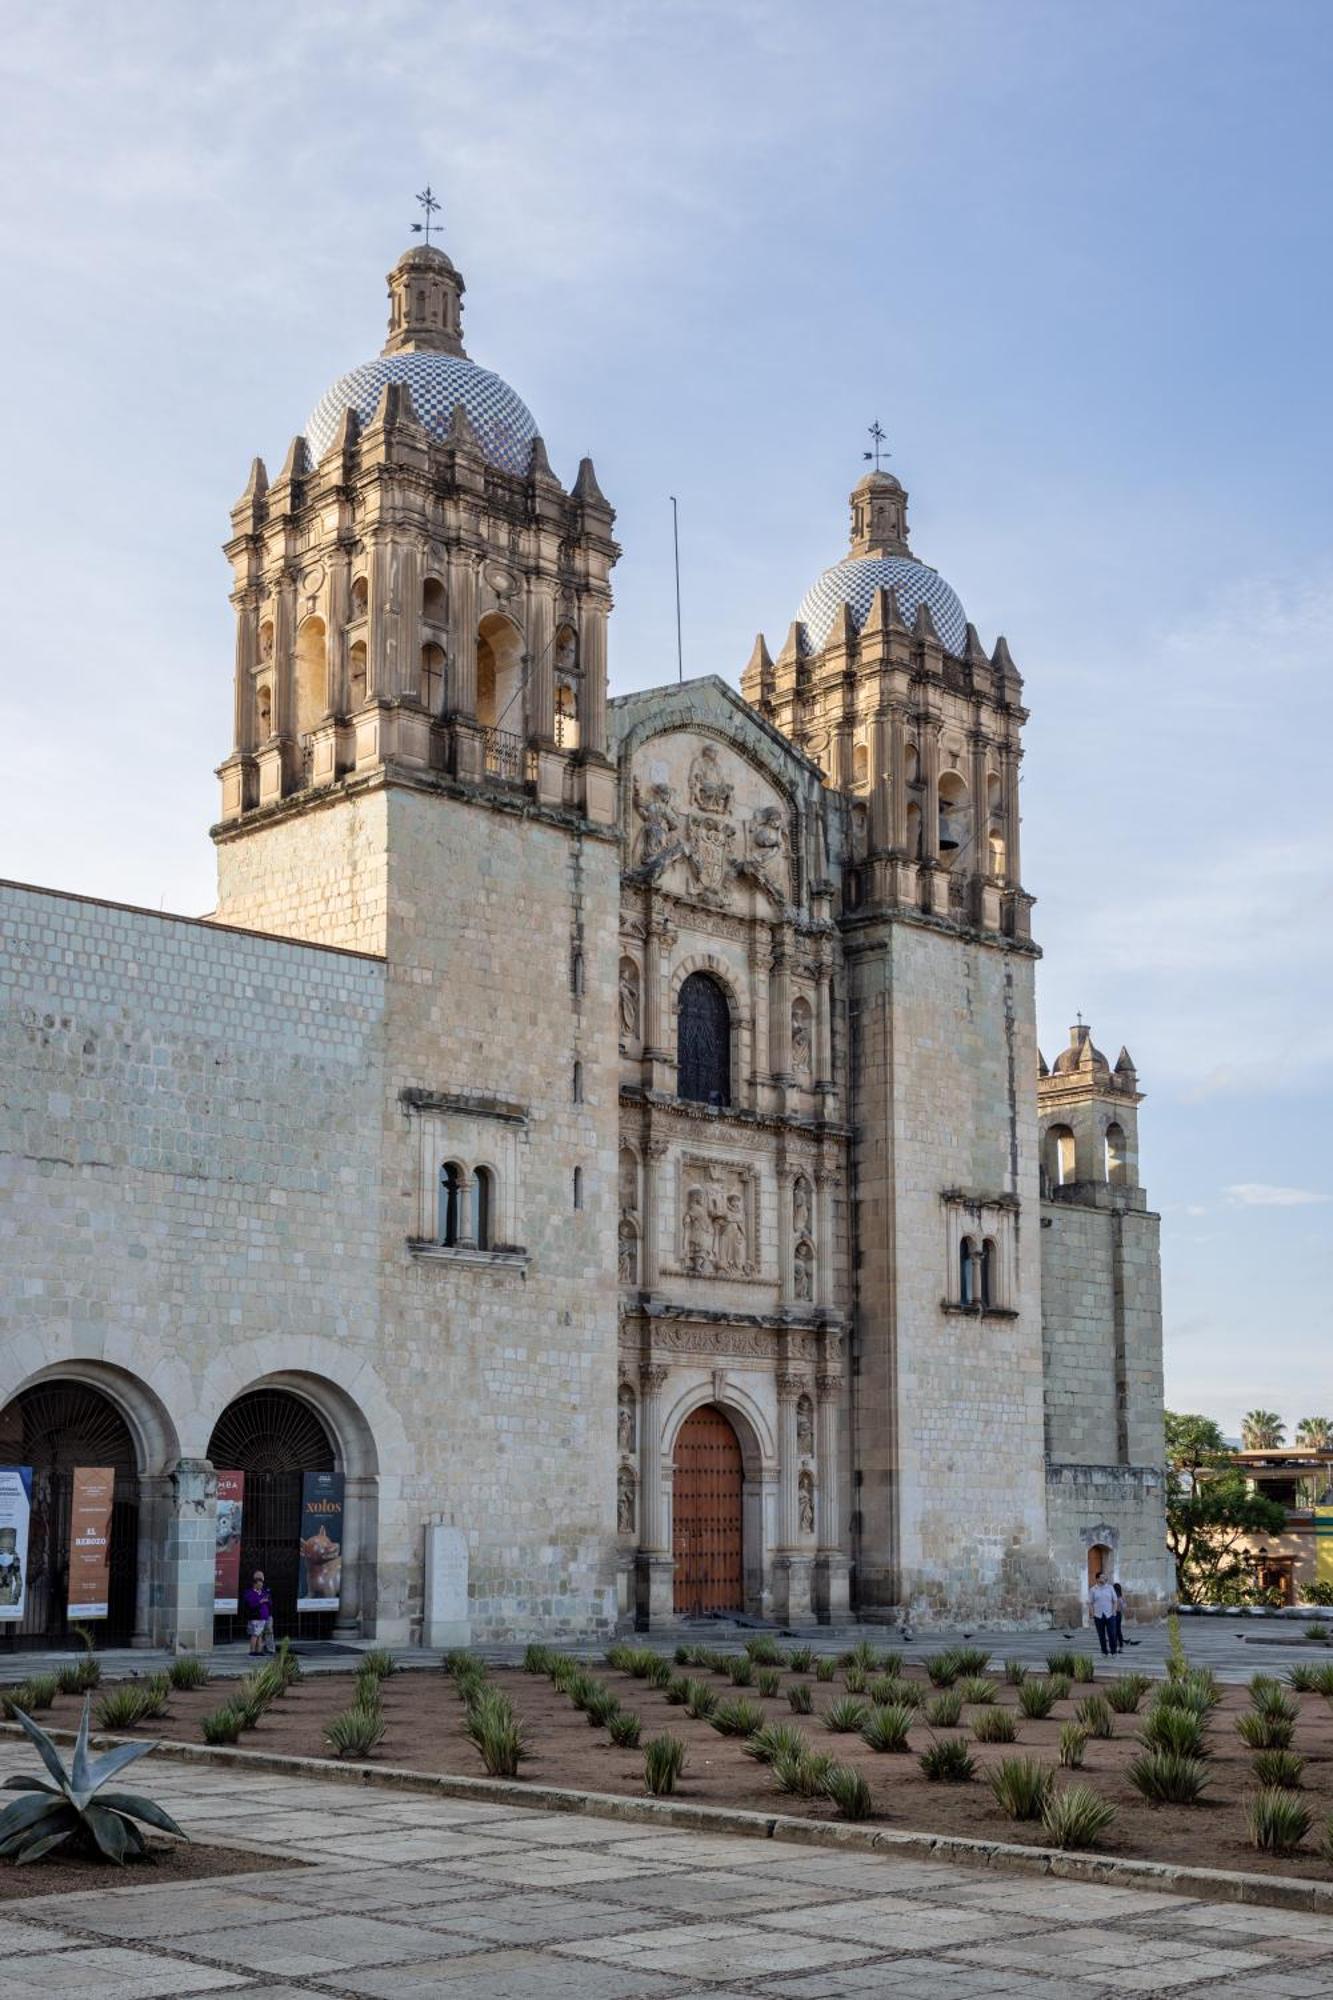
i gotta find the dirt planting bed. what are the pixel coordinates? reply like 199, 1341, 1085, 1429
31, 1647, 1333, 1880
0, 1840, 299, 1901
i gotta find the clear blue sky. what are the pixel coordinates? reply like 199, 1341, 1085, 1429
3, 1, 1329, 1435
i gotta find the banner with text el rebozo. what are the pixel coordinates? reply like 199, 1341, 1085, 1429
297, 1470, 344, 1612
213, 1470, 245, 1613
0, 1468, 33, 1621
68, 1467, 115, 1621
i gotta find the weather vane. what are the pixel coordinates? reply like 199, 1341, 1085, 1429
412, 184, 442, 247
863, 419, 890, 472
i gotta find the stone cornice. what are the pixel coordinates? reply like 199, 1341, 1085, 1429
212, 758, 619, 848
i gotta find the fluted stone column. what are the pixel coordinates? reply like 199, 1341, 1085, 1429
527, 583, 555, 746
768, 931, 792, 1079
772, 1373, 815, 1626
447, 552, 479, 720
641, 1139, 667, 1289
636, 1362, 675, 1628
577, 597, 608, 757
870, 712, 891, 852
1002, 744, 1022, 889
921, 718, 941, 866
814, 1370, 850, 1622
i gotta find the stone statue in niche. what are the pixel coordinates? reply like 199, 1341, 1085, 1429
619, 958, 640, 1039
717, 1192, 748, 1273
798, 1468, 815, 1536
617, 1463, 637, 1536
792, 1176, 812, 1241
689, 743, 734, 815
619, 1146, 638, 1213
796, 1393, 814, 1457
632, 779, 681, 875
791, 1001, 813, 1077
682, 1185, 715, 1273
618, 1219, 638, 1285
738, 803, 787, 903
794, 1240, 815, 1302
555, 626, 578, 675
617, 1383, 636, 1453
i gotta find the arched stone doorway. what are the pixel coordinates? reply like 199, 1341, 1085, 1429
0, 1381, 139, 1649
209, 1388, 337, 1644
673, 1404, 744, 1616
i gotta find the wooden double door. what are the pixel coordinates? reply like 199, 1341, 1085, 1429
673, 1404, 744, 1616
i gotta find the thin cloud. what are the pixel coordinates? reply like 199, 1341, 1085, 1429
1225, 1184, 1329, 1208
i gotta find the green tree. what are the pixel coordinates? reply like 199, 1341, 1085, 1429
1241, 1410, 1286, 1450
1164, 1410, 1288, 1604
1295, 1417, 1333, 1452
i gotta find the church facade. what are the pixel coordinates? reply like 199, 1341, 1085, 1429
0, 239, 1170, 1649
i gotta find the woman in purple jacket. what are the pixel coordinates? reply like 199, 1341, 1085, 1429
241, 1570, 274, 1656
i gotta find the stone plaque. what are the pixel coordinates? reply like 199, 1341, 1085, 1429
423, 1522, 471, 1648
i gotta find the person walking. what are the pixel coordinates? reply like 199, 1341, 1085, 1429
1089, 1572, 1119, 1656
241, 1569, 275, 1656
1112, 1578, 1128, 1650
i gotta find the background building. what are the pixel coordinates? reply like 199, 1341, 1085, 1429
0, 237, 1171, 1648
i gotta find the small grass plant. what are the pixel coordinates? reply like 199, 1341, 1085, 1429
987, 1756, 1054, 1820
1042, 1783, 1115, 1849
643, 1732, 686, 1796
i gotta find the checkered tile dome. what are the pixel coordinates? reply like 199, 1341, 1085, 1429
305, 353, 540, 475
796, 555, 967, 655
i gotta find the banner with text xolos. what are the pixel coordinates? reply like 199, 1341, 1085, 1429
68, 1466, 115, 1621
297, 1469, 344, 1612
213, 1470, 245, 1613
0, 1468, 33, 1621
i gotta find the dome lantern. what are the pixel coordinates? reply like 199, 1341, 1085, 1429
384, 242, 466, 358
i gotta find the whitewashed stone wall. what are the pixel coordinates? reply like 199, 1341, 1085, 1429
215, 779, 622, 1639
0, 879, 391, 1647
851, 923, 1052, 1621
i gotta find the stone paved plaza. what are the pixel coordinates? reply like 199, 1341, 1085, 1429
0, 1744, 1330, 1999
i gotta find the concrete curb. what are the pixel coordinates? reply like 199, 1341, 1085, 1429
4, 1721, 1331, 1914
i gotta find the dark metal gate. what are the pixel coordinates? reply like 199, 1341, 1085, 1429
673, 1404, 744, 1616
209, 1391, 336, 1644
0, 1384, 139, 1651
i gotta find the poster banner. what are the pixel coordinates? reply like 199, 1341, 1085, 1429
213, 1471, 245, 1613
68, 1467, 115, 1621
297, 1470, 344, 1612
0, 1468, 32, 1621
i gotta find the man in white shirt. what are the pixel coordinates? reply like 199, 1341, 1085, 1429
1088, 1575, 1119, 1656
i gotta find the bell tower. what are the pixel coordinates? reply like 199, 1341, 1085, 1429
214, 236, 618, 944
745, 460, 1050, 1621
209, 232, 626, 1637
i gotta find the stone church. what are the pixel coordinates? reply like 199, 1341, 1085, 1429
0, 235, 1169, 1650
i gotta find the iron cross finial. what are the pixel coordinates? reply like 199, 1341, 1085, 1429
862, 420, 890, 472
412, 184, 442, 247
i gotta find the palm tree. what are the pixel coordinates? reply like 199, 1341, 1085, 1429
1242, 1409, 1286, 1450
1295, 1417, 1333, 1453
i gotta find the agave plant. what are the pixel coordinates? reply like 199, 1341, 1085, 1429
0, 1698, 185, 1865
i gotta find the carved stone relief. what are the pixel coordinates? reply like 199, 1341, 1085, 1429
677, 1158, 757, 1279
642, 1323, 819, 1361
617, 1381, 636, 1453
632, 778, 681, 875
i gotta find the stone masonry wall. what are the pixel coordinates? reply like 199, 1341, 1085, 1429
850, 919, 1051, 1622
215, 779, 623, 1639
0, 879, 389, 1643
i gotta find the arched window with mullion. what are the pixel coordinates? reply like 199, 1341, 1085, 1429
677, 972, 731, 1106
